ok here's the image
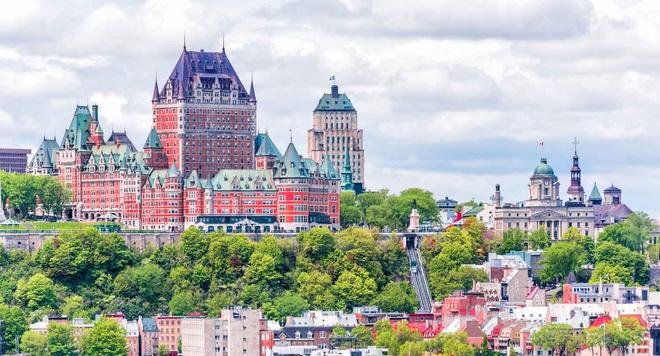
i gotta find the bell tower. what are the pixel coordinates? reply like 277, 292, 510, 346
566, 138, 585, 205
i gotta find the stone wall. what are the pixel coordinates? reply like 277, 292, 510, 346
0, 232, 181, 253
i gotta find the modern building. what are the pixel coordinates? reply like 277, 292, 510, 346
307, 83, 365, 192
0, 148, 31, 173
493, 147, 632, 239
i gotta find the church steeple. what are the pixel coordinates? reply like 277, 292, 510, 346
566, 137, 585, 205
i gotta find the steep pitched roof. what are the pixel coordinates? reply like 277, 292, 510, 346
61, 105, 94, 150
107, 131, 136, 152
30, 138, 59, 169
165, 48, 249, 99
143, 128, 163, 149
588, 183, 602, 201
319, 154, 340, 180
167, 163, 179, 178
274, 142, 309, 179
212, 169, 275, 190
255, 132, 282, 159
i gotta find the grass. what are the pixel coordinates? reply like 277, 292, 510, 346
0, 221, 95, 232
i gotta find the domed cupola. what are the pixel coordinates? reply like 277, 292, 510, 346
533, 158, 556, 177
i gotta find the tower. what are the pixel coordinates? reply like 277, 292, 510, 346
492, 184, 502, 208
152, 44, 257, 177
143, 128, 168, 169
526, 158, 562, 207
566, 138, 585, 205
308, 82, 365, 189
588, 183, 602, 206
408, 199, 420, 232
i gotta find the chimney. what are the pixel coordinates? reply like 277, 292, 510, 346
92, 104, 99, 121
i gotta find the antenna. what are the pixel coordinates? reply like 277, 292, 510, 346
289, 129, 293, 143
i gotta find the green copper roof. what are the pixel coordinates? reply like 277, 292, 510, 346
211, 169, 275, 190
144, 128, 163, 149
314, 85, 355, 112
275, 142, 309, 179
341, 145, 354, 190
533, 158, 556, 177
588, 183, 602, 201
61, 105, 94, 150
255, 132, 282, 159
320, 154, 340, 180
167, 163, 179, 177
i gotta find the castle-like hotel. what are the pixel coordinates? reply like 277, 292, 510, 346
27, 44, 365, 233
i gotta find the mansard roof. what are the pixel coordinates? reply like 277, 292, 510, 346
185, 170, 202, 188
163, 48, 249, 99
255, 132, 282, 159
210, 169, 275, 190
143, 128, 163, 149
274, 142, 309, 179
30, 137, 59, 169
314, 84, 355, 112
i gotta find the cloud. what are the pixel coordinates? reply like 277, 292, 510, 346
2, 0, 660, 218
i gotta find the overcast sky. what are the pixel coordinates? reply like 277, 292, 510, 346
2, 0, 660, 217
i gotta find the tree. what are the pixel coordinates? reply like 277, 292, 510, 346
297, 228, 336, 262
168, 290, 202, 316
430, 266, 488, 300
268, 291, 309, 323
594, 241, 649, 284
530, 323, 581, 356
540, 242, 584, 283
599, 213, 651, 253
372, 281, 418, 313
528, 229, 550, 250
340, 191, 363, 227
81, 318, 128, 356
15, 272, 58, 311
47, 322, 76, 356
603, 317, 645, 355
351, 325, 373, 348
208, 234, 254, 284
20, 330, 48, 355
296, 271, 336, 309
386, 188, 438, 229
496, 229, 527, 254
243, 252, 282, 292
0, 172, 69, 218
589, 263, 632, 285
333, 269, 377, 311
113, 263, 167, 318
0, 304, 28, 353
179, 226, 210, 264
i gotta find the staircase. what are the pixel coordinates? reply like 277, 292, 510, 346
405, 234, 433, 313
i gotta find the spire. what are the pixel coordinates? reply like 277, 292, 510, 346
152, 74, 160, 102
183, 31, 187, 52
143, 128, 163, 149
249, 73, 256, 102
222, 33, 225, 53
341, 145, 354, 191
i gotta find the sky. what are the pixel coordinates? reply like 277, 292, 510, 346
2, 0, 660, 217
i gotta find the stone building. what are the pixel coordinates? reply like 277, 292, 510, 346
493, 148, 631, 239
307, 83, 365, 192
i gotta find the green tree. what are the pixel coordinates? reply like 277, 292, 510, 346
268, 291, 309, 323
340, 191, 363, 227
113, 263, 167, 318
243, 252, 282, 292
179, 226, 210, 264
386, 188, 438, 229
15, 272, 59, 311
81, 318, 128, 356
594, 241, 649, 284
0, 304, 28, 353
207, 234, 254, 284
430, 266, 488, 300
540, 242, 584, 283
296, 271, 336, 309
297, 228, 336, 262
333, 269, 377, 311
589, 263, 633, 285
530, 323, 581, 356
599, 213, 652, 253
604, 317, 645, 355
528, 229, 550, 250
351, 325, 373, 348
20, 330, 48, 355
47, 322, 76, 356
169, 290, 202, 316
372, 281, 418, 313
648, 243, 660, 264
496, 229, 527, 254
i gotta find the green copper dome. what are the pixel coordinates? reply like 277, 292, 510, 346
533, 158, 556, 176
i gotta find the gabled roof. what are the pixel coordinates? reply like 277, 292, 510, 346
144, 128, 163, 149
